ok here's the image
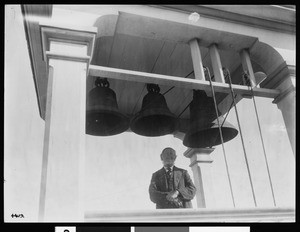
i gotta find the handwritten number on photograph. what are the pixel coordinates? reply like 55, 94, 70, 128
11, 214, 24, 218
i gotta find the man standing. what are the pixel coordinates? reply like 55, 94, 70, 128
149, 147, 196, 209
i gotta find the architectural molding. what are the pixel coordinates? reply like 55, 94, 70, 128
21, 5, 53, 119
40, 22, 97, 62
153, 5, 295, 34
184, 148, 214, 159
85, 207, 295, 222
272, 85, 295, 104
260, 62, 292, 89
45, 52, 91, 63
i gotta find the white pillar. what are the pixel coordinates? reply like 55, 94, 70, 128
273, 73, 295, 155
189, 38, 206, 81
209, 44, 225, 83
240, 49, 256, 87
38, 23, 96, 222
184, 148, 216, 208
187, 39, 217, 208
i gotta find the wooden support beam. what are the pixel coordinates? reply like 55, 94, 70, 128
240, 49, 256, 87
189, 39, 206, 81
209, 44, 225, 83
89, 65, 281, 99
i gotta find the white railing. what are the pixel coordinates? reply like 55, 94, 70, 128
85, 207, 295, 222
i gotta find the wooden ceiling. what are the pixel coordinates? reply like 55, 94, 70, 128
23, 5, 276, 122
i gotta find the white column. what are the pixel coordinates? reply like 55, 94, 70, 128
189, 38, 206, 81
38, 23, 96, 222
209, 44, 225, 83
273, 73, 295, 155
184, 148, 216, 208
240, 49, 256, 87
187, 39, 216, 208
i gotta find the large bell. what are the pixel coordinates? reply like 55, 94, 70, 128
130, 84, 177, 136
183, 90, 238, 148
86, 78, 129, 136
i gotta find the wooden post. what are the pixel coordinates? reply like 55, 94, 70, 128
209, 44, 225, 83
187, 39, 218, 208
189, 38, 206, 81
38, 23, 96, 221
184, 148, 216, 208
240, 49, 256, 87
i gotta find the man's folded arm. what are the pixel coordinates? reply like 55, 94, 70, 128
177, 170, 196, 201
149, 173, 168, 204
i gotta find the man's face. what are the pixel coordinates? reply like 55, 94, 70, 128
161, 149, 176, 167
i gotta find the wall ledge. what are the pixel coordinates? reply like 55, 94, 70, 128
85, 207, 295, 222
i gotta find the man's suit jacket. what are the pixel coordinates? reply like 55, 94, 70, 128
149, 166, 196, 209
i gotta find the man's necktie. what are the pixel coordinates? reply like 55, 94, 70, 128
166, 167, 174, 191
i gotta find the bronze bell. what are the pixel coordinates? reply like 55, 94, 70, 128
183, 90, 238, 148
130, 84, 177, 136
86, 78, 129, 136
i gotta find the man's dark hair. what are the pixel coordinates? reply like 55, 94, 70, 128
160, 147, 177, 160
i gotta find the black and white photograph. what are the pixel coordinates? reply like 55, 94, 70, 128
4, 4, 295, 223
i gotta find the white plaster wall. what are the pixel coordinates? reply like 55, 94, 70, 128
4, 5, 45, 222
